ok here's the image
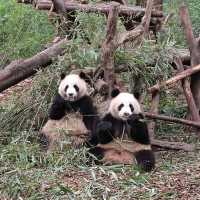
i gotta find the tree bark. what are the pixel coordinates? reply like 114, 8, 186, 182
151, 139, 195, 151
0, 39, 68, 92
100, 3, 119, 97
144, 112, 200, 128
174, 57, 200, 123
31, 1, 163, 17
180, 4, 200, 110
147, 91, 159, 139
148, 64, 200, 93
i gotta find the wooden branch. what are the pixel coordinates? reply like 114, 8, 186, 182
116, 28, 143, 47
116, 0, 154, 47
101, 3, 119, 97
0, 39, 68, 92
174, 57, 200, 123
30, 1, 163, 17
151, 139, 195, 151
144, 112, 200, 128
179, 4, 196, 52
141, 0, 153, 35
148, 64, 200, 93
180, 3, 200, 110
147, 91, 160, 139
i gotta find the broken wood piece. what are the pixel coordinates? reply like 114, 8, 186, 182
151, 139, 195, 151
144, 112, 200, 129
0, 38, 68, 92
148, 64, 200, 93
174, 57, 200, 124
147, 91, 160, 139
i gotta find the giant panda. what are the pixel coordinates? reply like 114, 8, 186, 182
40, 72, 98, 151
88, 89, 155, 172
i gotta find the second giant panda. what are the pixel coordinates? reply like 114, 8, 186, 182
89, 89, 155, 172
41, 72, 98, 151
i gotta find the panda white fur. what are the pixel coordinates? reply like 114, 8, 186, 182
89, 89, 155, 172
40, 72, 98, 151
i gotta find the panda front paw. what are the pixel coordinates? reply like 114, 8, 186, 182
97, 121, 112, 133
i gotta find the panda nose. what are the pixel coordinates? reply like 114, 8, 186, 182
68, 93, 74, 97
124, 112, 130, 117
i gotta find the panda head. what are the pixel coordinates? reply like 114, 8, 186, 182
58, 72, 88, 101
108, 89, 142, 121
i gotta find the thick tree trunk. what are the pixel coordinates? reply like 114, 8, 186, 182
100, 3, 119, 97
0, 39, 68, 92
180, 4, 200, 110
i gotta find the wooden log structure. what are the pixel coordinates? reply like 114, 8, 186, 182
0, 39, 68, 92
144, 112, 200, 129
28, 0, 163, 18
174, 57, 200, 124
147, 91, 159, 139
180, 4, 200, 111
151, 139, 194, 152
100, 3, 119, 97
148, 64, 200, 93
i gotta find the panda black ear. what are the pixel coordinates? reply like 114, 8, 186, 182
79, 71, 87, 80
79, 71, 91, 85
111, 88, 120, 98
60, 73, 66, 80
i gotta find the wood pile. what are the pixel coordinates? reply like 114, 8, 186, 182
3, 0, 199, 151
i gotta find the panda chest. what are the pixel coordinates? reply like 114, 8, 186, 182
114, 123, 131, 140
62, 111, 89, 136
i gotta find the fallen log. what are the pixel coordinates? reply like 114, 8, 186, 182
33, 1, 163, 18
0, 39, 68, 92
144, 112, 200, 129
148, 64, 200, 93
151, 139, 195, 151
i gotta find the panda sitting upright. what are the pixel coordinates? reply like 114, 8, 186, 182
89, 89, 155, 172
41, 72, 98, 151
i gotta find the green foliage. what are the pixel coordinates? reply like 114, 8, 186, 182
1, 0, 200, 199
163, 0, 200, 47
0, 0, 54, 67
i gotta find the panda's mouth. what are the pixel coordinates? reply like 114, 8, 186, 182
67, 96, 77, 101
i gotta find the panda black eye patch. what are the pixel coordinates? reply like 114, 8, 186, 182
64, 85, 69, 92
118, 104, 124, 111
129, 104, 134, 112
74, 84, 79, 92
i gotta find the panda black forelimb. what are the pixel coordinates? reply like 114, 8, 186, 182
128, 119, 150, 145
49, 94, 66, 120
96, 121, 114, 144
